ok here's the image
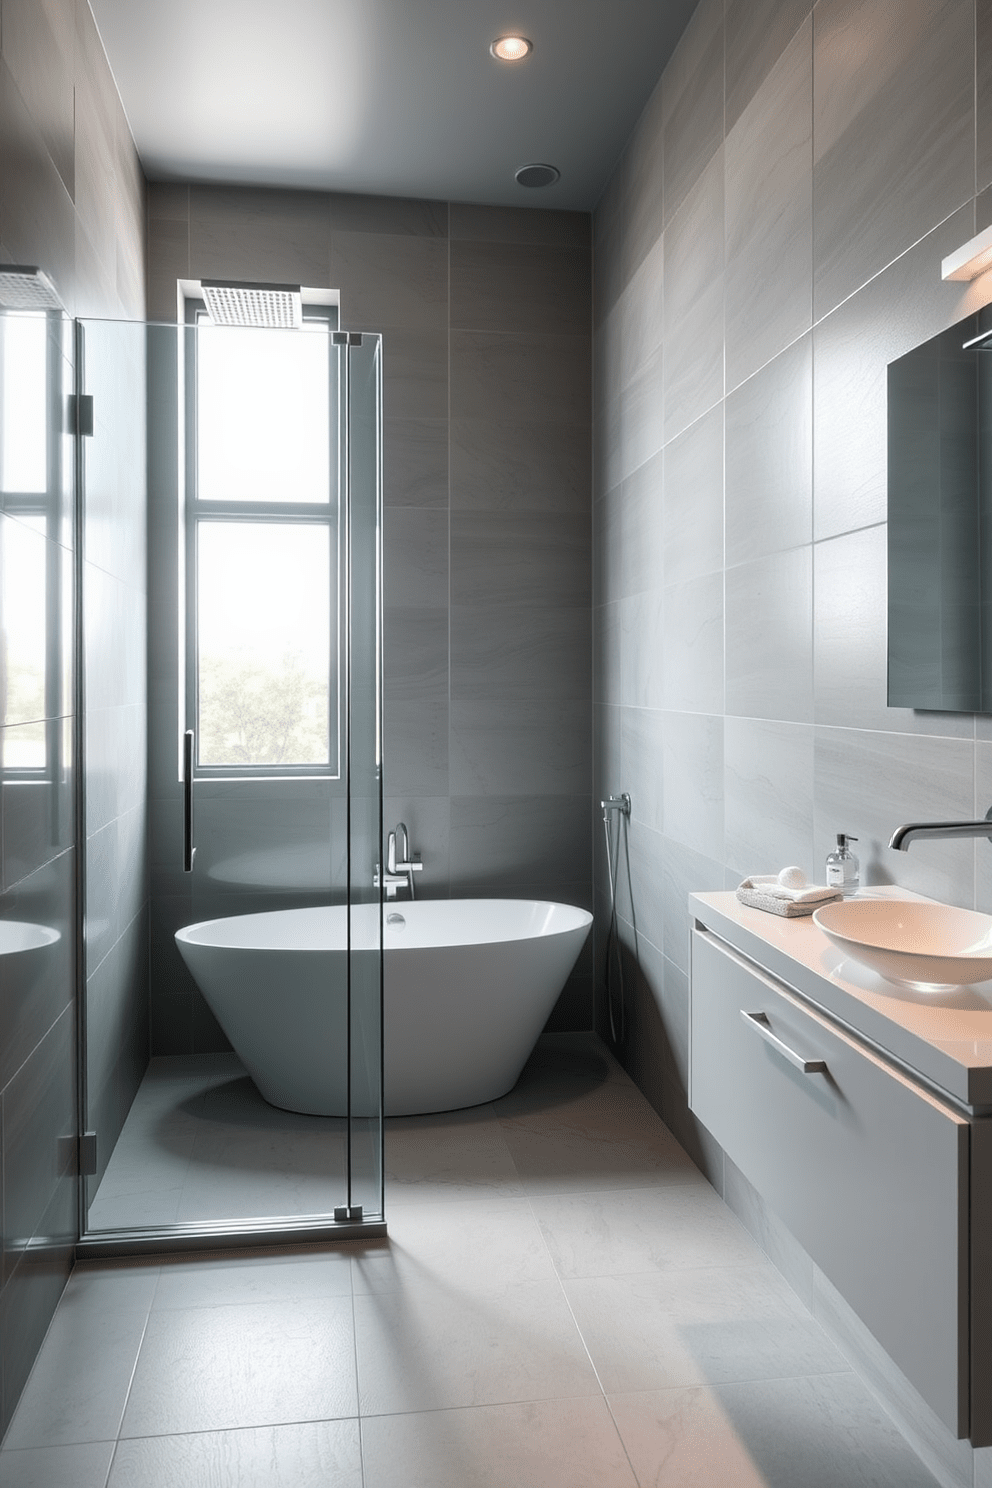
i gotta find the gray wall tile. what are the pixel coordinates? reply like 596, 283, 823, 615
450, 512, 590, 609
662, 711, 724, 862
1, 0, 75, 194
662, 571, 723, 715
812, 0, 974, 321
724, 717, 815, 877
383, 419, 448, 510
663, 148, 724, 443
333, 231, 448, 331
979, 0, 992, 192
450, 330, 590, 426
449, 202, 589, 247
188, 185, 330, 285
449, 795, 591, 889
724, 19, 812, 391
663, 404, 723, 586
383, 608, 449, 704
620, 449, 663, 600
726, 334, 812, 567
725, 0, 813, 134
450, 240, 590, 336
451, 604, 590, 703
662, 0, 724, 229
620, 706, 664, 835
449, 699, 590, 797
726, 546, 814, 722
383, 509, 448, 607
620, 77, 665, 279
451, 418, 589, 516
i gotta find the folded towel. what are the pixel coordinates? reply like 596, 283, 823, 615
736, 873, 843, 918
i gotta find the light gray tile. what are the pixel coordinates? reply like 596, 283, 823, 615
448, 795, 591, 891
450, 330, 590, 426
662, 0, 724, 230
662, 572, 724, 715
352, 1197, 555, 1293
662, 713, 724, 863
451, 417, 589, 515
566, 1263, 842, 1392
595, 704, 622, 804
594, 604, 620, 707
0, 59, 76, 317
620, 447, 664, 599
379, 325, 448, 420
532, 1183, 758, 1280
725, 20, 812, 391
619, 233, 664, 391
360, 1396, 636, 1488
1, 0, 74, 195
663, 404, 723, 587
0, 1441, 115, 1488
107, 1421, 362, 1488
594, 489, 622, 608
450, 604, 590, 702
188, 185, 330, 285
449, 700, 590, 796
724, 717, 815, 878
354, 1278, 598, 1415
619, 820, 666, 951
662, 838, 726, 975
620, 587, 665, 710
120, 1297, 357, 1437
617, 349, 665, 480
813, 525, 973, 738
383, 1110, 522, 1206
382, 418, 448, 510
383, 608, 448, 704
812, 0, 973, 320
450, 511, 590, 609
383, 508, 447, 606
726, 0, 814, 132
620, 706, 664, 834
980, 0, 992, 192
331, 231, 447, 331
812, 203, 983, 543
664, 148, 725, 443
153, 1251, 353, 1313
620, 75, 665, 280
382, 697, 448, 798
726, 546, 813, 722
813, 725, 976, 907
726, 333, 812, 567
450, 240, 590, 336
610, 1373, 943, 1488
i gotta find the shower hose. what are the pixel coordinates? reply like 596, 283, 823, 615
601, 794, 632, 1045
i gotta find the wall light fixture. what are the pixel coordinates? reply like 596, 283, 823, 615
942, 224, 992, 282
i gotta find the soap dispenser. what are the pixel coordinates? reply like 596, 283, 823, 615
825, 833, 859, 896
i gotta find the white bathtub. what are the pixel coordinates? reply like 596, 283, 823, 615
175, 899, 592, 1117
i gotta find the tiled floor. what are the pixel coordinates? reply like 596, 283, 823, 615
0, 1033, 939, 1486
87, 1055, 348, 1231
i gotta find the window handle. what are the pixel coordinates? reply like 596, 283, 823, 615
183, 730, 196, 872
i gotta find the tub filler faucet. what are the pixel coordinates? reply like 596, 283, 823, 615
374, 822, 423, 900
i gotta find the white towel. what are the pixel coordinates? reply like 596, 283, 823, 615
736, 872, 842, 918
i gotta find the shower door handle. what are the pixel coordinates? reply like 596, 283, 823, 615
183, 730, 196, 872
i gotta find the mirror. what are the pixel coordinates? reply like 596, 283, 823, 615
888, 306, 992, 711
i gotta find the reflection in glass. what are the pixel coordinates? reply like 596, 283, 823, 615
1, 517, 46, 757
197, 521, 331, 767
196, 323, 332, 503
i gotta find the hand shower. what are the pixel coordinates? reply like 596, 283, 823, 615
601, 794, 631, 1045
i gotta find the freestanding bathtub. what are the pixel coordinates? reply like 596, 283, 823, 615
175, 899, 592, 1117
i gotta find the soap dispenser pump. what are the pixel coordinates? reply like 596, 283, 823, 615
825, 833, 859, 896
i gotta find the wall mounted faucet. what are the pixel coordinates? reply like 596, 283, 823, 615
889, 808, 992, 850
374, 822, 423, 899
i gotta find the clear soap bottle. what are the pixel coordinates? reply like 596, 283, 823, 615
825, 833, 859, 896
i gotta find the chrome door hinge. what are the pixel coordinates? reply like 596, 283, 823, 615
67, 394, 94, 436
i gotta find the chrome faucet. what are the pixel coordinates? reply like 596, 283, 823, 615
889, 809, 992, 851
374, 822, 423, 899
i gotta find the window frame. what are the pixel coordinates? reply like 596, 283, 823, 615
182, 297, 343, 781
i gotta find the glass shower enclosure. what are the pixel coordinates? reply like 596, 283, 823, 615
75, 310, 384, 1251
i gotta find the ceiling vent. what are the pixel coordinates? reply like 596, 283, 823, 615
514, 164, 560, 189
200, 280, 303, 329
0, 266, 64, 311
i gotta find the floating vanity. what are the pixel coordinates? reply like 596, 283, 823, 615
689, 887, 992, 1445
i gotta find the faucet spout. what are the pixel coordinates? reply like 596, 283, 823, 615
889, 811, 992, 851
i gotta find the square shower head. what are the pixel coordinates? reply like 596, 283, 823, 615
200, 280, 303, 329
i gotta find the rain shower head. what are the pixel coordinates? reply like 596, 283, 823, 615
0, 266, 64, 312
200, 280, 303, 329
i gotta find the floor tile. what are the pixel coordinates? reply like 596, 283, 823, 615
384, 1106, 522, 1204
354, 1278, 600, 1415
564, 1265, 845, 1392
531, 1185, 762, 1279
361, 1397, 639, 1488
119, 1297, 358, 1437
609, 1373, 942, 1487
153, 1248, 353, 1311
496, 1083, 702, 1194
350, 1197, 558, 1295
0, 1441, 115, 1488
106, 1420, 363, 1488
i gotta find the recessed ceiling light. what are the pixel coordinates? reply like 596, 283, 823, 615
491, 35, 532, 62
515, 163, 560, 188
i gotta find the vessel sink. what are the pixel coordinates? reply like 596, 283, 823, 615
812, 899, 992, 989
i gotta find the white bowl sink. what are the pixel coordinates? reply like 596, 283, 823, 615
812, 899, 992, 989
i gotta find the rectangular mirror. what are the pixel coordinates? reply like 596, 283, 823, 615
888, 307, 992, 711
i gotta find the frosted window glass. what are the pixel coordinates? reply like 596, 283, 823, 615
196, 324, 331, 503
197, 522, 332, 767
1, 315, 47, 495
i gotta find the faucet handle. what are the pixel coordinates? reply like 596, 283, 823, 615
386, 830, 397, 873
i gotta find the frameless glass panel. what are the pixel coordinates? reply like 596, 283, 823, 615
1, 313, 48, 494
1, 516, 47, 747
196, 323, 331, 503
196, 521, 331, 768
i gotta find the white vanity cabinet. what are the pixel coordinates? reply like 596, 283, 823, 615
689, 893, 992, 1446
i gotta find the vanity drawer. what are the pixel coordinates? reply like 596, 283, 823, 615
690, 926, 969, 1437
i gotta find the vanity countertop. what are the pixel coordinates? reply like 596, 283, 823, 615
690, 886, 992, 1110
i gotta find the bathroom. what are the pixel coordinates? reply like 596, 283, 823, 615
2, 0, 992, 1483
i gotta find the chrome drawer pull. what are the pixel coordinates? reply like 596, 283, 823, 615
741, 1010, 827, 1075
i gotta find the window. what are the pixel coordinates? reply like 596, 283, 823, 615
184, 301, 341, 776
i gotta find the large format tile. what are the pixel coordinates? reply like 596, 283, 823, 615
382, 508, 447, 606
621, 75, 665, 281
120, 1297, 358, 1437
449, 203, 589, 248
812, 0, 973, 320
661, 713, 724, 863
565, 1263, 843, 1392
450, 511, 590, 609
725, 334, 812, 568
661, 836, 726, 973
450, 240, 590, 336
663, 404, 722, 588
450, 330, 590, 426
531, 1184, 759, 1279
662, 573, 723, 715
980, 0, 992, 192
188, 185, 330, 286
107, 1420, 362, 1488
382, 418, 448, 510
448, 795, 590, 891
331, 231, 447, 331
724, 718, 815, 878
619, 447, 663, 600
354, 1277, 598, 1415
619, 587, 665, 710
351, 1197, 556, 1294
450, 416, 590, 515
610, 1372, 942, 1488
450, 604, 590, 702
449, 701, 590, 796
663, 149, 725, 443
725, 547, 813, 723
361, 1397, 637, 1488
662, 0, 724, 230
620, 706, 664, 834
3, 1009, 74, 1285
383, 608, 448, 704
383, 1107, 522, 1205
726, 0, 813, 132
0, 1441, 115, 1488
725, 19, 812, 391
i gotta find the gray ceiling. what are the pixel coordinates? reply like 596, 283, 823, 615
89, 0, 697, 211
